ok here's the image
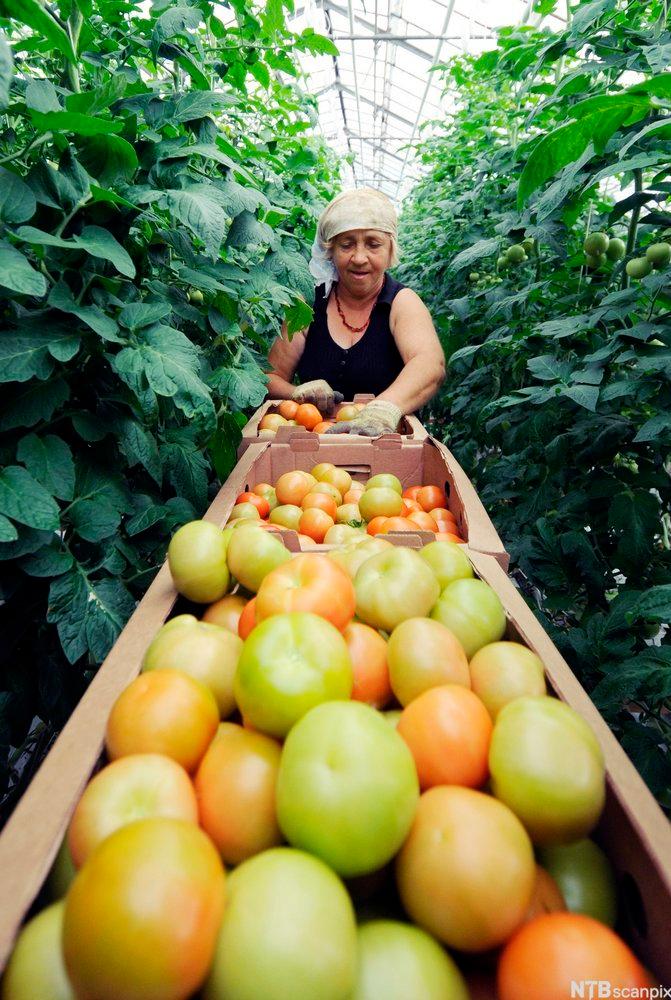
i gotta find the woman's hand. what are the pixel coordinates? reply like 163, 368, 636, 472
326, 399, 402, 437
292, 379, 343, 413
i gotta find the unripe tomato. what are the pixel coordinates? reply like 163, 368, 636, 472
387, 617, 470, 706
359, 487, 403, 521
336, 403, 361, 421
328, 537, 391, 579
365, 473, 402, 494
235, 492, 270, 518
430, 578, 506, 658
311, 462, 336, 480
168, 521, 230, 603
276, 471, 313, 505
309, 481, 343, 504
202, 593, 247, 633
318, 465, 352, 495
538, 838, 617, 926
469, 641, 546, 719
324, 524, 364, 545
269, 504, 302, 530
2, 902, 74, 1000
336, 502, 362, 523
226, 526, 291, 592
419, 540, 473, 589
355, 548, 440, 631
228, 502, 261, 523
255, 553, 355, 630
260, 413, 288, 432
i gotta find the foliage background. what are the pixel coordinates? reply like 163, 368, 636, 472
398, 0, 671, 807
0, 0, 340, 823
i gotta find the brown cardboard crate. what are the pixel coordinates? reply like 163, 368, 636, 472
238, 394, 429, 457
224, 435, 508, 568
1, 546, 669, 987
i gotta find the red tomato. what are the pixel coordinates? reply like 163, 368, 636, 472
406, 511, 438, 532
238, 597, 257, 639
299, 508, 335, 543
435, 530, 464, 543
429, 507, 456, 523
380, 516, 417, 533
235, 492, 270, 518
343, 621, 392, 708
402, 486, 422, 501
256, 553, 356, 631
400, 498, 422, 515
313, 420, 334, 433
417, 485, 447, 512
301, 492, 338, 519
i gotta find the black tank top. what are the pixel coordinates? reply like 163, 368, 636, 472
296, 274, 405, 398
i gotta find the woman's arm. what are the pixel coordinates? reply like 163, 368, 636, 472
266, 323, 307, 399
379, 288, 446, 413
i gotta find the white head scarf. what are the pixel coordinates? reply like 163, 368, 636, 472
309, 187, 399, 295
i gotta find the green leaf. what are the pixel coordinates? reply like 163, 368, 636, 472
17, 433, 75, 501
115, 418, 162, 485
210, 358, 268, 409
0, 466, 60, 531
29, 110, 123, 136
561, 384, 599, 411
298, 28, 338, 56
226, 210, 276, 249
263, 0, 284, 33
1, 0, 76, 62
20, 544, 73, 577
619, 119, 671, 159
78, 134, 138, 186
48, 568, 135, 664
16, 225, 136, 278
0, 240, 46, 297
249, 61, 270, 88
0, 30, 13, 111
165, 188, 228, 258
67, 496, 122, 541
448, 238, 500, 273
633, 413, 671, 443
48, 281, 122, 341
25, 78, 60, 112
118, 301, 172, 331
608, 490, 659, 566
628, 586, 671, 623
0, 167, 36, 224
71, 411, 108, 441
527, 355, 571, 382
0, 514, 18, 542
568, 0, 616, 35
170, 91, 235, 122
265, 247, 313, 301
65, 76, 127, 115
0, 376, 69, 430
209, 411, 242, 482
151, 6, 202, 56
285, 298, 313, 335
160, 438, 209, 509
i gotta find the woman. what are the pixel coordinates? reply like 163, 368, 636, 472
266, 188, 445, 437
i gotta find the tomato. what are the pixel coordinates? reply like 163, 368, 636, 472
202, 592, 247, 633
67, 753, 197, 867
298, 533, 319, 548
313, 420, 334, 433
168, 520, 230, 603
324, 524, 364, 545
258, 428, 277, 439
355, 548, 440, 632
379, 516, 417, 532
301, 492, 337, 518
402, 486, 422, 501
396, 786, 535, 952
295, 403, 323, 430
203, 848, 357, 1000
275, 470, 313, 505
227, 502, 261, 524
311, 462, 336, 480
428, 507, 456, 523
398, 685, 492, 789
63, 819, 225, 1000
343, 486, 365, 504
234, 611, 353, 737
47, 836, 76, 900
365, 473, 402, 494
256, 553, 356, 631
277, 701, 419, 876
260, 413, 288, 431
383, 709, 402, 727
336, 403, 361, 421
400, 499, 420, 515
278, 400, 299, 419
489, 696, 606, 845
238, 597, 256, 639
497, 913, 650, 1000
419, 540, 472, 589
430, 578, 506, 657
309, 482, 343, 506
195, 722, 283, 864
469, 641, 546, 719
299, 507, 335, 542
435, 530, 463, 543
269, 504, 303, 530
343, 621, 392, 708
235, 492, 270, 518
358, 487, 403, 521
226, 525, 291, 593
319, 466, 352, 495
351, 920, 469, 1000
105, 669, 219, 773
252, 483, 278, 510
335, 502, 361, 524
387, 617, 469, 705
2, 902, 74, 1000
538, 838, 617, 927
142, 617, 242, 717
328, 537, 392, 579
366, 515, 389, 535
417, 485, 447, 512
406, 511, 438, 532
521, 865, 566, 925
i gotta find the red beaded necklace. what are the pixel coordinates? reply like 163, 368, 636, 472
334, 285, 378, 335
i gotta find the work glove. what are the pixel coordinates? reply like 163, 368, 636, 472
292, 380, 343, 413
326, 399, 402, 438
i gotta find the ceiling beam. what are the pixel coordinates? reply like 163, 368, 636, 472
335, 82, 416, 127
333, 32, 494, 41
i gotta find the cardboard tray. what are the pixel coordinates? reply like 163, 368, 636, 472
224, 436, 509, 569
0, 541, 670, 990
237, 394, 429, 457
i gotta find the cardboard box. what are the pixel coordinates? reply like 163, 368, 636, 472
238, 394, 429, 457
225, 436, 509, 569
1, 538, 669, 988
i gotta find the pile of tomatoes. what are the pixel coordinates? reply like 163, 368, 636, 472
229, 462, 464, 546
3, 522, 654, 1000
258, 400, 368, 436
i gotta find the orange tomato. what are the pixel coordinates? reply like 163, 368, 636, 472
295, 403, 323, 430
202, 593, 247, 633
278, 400, 299, 420
435, 531, 464, 544
313, 420, 334, 433
238, 597, 257, 639
235, 492, 270, 519
397, 684, 492, 790
252, 482, 273, 495
429, 507, 456, 524
497, 913, 650, 1000
299, 508, 335, 543
402, 486, 422, 501
521, 866, 566, 924
275, 470, 313, 506
105, 669, 219, 773
417, 485, 447, 512
386, 617, 470, 706
343, 486, 365, 504
301, 492, 338, 519
367, 516, 390, 536
406, 511, 438, 532
259, 413, 287, 432
400, 498, 422, 515
256, 553, 355, 630
195, 722, 283, 865
343, 622, 392, 708
380, 516, 417, 533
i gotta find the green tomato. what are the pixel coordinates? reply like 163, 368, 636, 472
358, 487, 403, 521
496, 255, 509, 270
269, 504, 303, 531
187, 287, 204, 305
351, 921, 469, 1000
626, 257, 652, 279
538, 838, 617, 927
585, 253, 606, 268
228, 502, 261, 523
645, 242, 671, 268
489, 696, 606, 846
203, 848, 357, 1000
365, 474, 403, 494
226, 525, 291, 593
234, 612, 353, 738
419, 540, 473, 590
430, 578, 506, 657
506, 245, 526, 264
355, 548, 440, 631
276, 701, 419, 876
606, 237, 626, 261
583, 232, 609, 256
521, 237, 535, 253
168, 521, 230, 603
469, 641, 546, 719
2, 902, 75, 1000
328, 537, 392, 579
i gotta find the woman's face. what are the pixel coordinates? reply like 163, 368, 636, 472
331, 229, 392, 297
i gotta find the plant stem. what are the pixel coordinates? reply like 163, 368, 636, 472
0, 132, 52, 166
66, 9, 83, 93
622, 169, 643, 290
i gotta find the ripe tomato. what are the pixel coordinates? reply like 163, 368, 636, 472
226, 525, 291, 592
277, 701, 419, 876
429, 507, 456, 524
202, 593, 247, 634
406, 511, 438, 532
489, 696, 606, 846
295, 403, 323, 430
2, 902, 73, 1000
343, 621, 392, 708
105, 669, 219, 773
168, 520, 230, 603
234, 611, 353, 737
366, 473, 402, 494
63, 819, 225, 1000
380, 516, 417, 533
469, 641, 546, 720
367, 515, 389, 535
299, 508, 334, 542
328, 537, 392, 579
269, 504, 303, 530
355, 548, 440, 632
538, 839, 617, 927
275, 470, 313, 505
259, 413, 288, 431
203, 848, 357, 1000
235, 492, 270, 518
417, 485, 447, 512
256, 553, 356, 631
301, 492, 337, 519
278, 400, 299, 419
313, 420, 334, 433
398, 685, 492, 789
435, 531, 464, 543
431, 578, 506, 657
400, 498, 422, 515
402, 486, 422, 501
521, 866, 566, 925
68, 754, 198, 867
387, 617, 470, 706
195, 722, 283, 864
497, 913, 650, 1000
142, 617, 242, 717
359, 487, 403, 521
396, 786, 535, 952
238, 597, 256, 639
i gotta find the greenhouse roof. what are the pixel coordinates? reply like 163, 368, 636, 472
289, 0, 567, 202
